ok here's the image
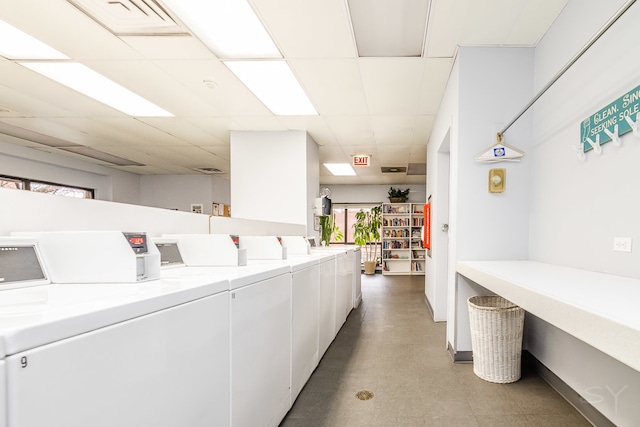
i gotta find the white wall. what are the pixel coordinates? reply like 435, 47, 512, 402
0, 187, 209, 236
322, 184, 426, 204
139, 174, 230, 215
0, 140, 140, 202
427, 57, 459, 326
523, 1, 640, 425
428, 47, 534, 348
529, 0, 640, 277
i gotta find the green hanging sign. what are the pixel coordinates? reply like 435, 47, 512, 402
581, 84, 640, 151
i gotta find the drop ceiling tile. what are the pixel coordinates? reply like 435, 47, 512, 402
289, 59, 368, 115
324, 115, 374, 145
318, 145, 353, 163
359, 58, 425, 115
152, 59, 272, 116
425, 0, 524, 58
138, 117, 225, 145
412, 115, 435, 145
278, 116, 339, 145
371, 116, 416, 145
92, 117, 191, 146
376, 145, 412, 164
121, 35, 213, 60
418, 58, 453, 114
505, 1, 568, 44
198, 145, 231, 161
231, 116, 287, 131
184, 118, 239, 143
251, 0, 355, 58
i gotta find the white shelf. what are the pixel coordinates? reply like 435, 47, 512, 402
382, 203, 426, 276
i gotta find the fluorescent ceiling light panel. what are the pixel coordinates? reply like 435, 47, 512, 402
161, 0, 280, 59
20, 62, 173, 117
0, 20, 69, 59
225, 61, 317, 116
347, 0, 430, 57
324, 163, 356, 176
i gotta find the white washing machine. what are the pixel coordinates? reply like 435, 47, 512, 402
1, 232, 230, 427
156, 235, 292, 427
311, 246, 354, 336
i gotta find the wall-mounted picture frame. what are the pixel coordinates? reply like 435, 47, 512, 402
190, 203, 204, 214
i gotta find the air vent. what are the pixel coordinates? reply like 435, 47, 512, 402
0, 121, 79, 148
407, 163, 426, 175
60, 146, 145, 166
68, 0, 187, 35
194, 167, 224, 174
381, 166, 407, 174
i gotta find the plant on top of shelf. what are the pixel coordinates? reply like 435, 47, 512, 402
353, 205, 382, 274
388, 187, 410, 203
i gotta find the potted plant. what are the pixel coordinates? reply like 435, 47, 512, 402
353, 205, 382, 274
388, 187, 410, 203
319, 214, 343, 246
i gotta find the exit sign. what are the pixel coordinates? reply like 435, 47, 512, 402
352, 155, 370, 167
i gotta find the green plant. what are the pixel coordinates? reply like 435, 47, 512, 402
319, 214, 343, 246
352, 205, 382, 263
388, 187, 410, 199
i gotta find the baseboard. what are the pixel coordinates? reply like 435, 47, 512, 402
423, 294, 435, 320
447, 341, 472, 363
523, 351, 615, 427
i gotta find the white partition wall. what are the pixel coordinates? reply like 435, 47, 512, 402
0, 188, 209, 236
230, 131, 320, 237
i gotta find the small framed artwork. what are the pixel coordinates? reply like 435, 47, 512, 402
190, 203, 204, 214
314, 214, 320, 231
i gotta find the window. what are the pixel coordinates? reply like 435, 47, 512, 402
331, 204, 380, 244
0, 175, 94, 199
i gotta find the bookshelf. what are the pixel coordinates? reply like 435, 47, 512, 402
381, 203, 425, 275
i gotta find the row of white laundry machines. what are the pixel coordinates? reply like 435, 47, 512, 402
0, 231, 361, 427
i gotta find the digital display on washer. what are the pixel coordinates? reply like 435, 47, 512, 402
0, 245, 46, 286
123, 232, 148, 254
156, 242, 184, 266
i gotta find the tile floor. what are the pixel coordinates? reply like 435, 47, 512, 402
280, 273, 591, 427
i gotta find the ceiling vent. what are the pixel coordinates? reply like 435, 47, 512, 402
0, 121, 78, 148
407, 163, 426, 175
67, 0, 187, 35
194, 167, 224, 174
381, 166, 407, 173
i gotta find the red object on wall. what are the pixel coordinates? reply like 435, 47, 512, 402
423, 203, 431, 249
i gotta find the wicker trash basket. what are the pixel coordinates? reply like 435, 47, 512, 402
468, 295, 525, 383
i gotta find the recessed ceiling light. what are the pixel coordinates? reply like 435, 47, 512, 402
324, 163, 356, 176
225, 61, 317, 116
20, 62, 173, 117
0, 19, 68, 59
161, 0, 281, 59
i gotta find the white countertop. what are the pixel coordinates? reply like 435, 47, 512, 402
457, 260, 640, 372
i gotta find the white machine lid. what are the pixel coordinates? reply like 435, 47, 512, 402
159, 263, 290, 290
0, 275, 228, 359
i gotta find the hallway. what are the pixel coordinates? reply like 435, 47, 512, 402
280, 273, 590, 426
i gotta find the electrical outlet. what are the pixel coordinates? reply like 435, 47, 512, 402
613, 237, 632, 253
